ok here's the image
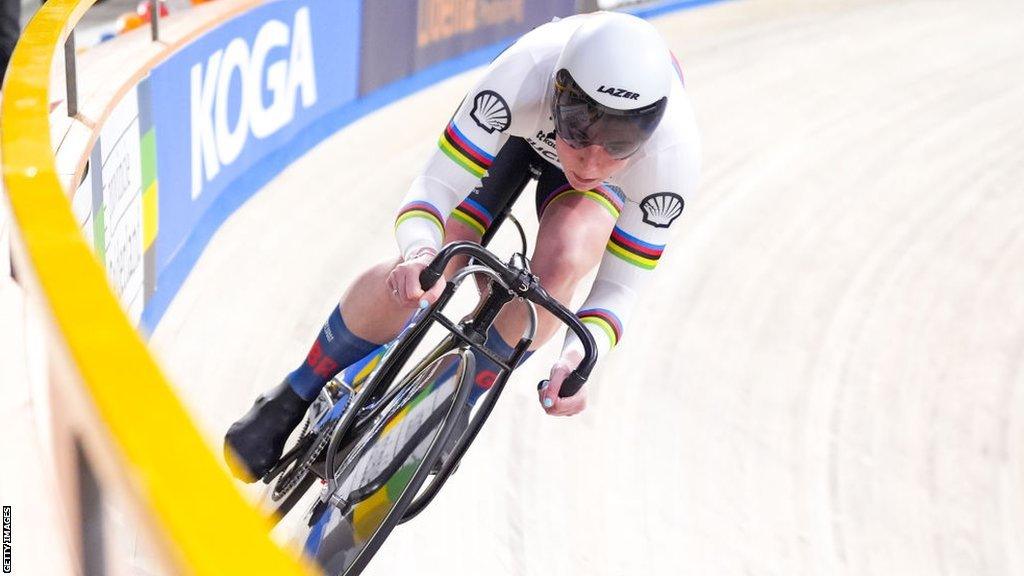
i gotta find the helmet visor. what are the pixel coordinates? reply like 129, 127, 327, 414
552, 69, 667, 160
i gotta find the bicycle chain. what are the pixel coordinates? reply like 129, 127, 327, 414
273, 418, 339, 501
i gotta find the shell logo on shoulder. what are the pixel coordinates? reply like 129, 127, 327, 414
640, 192, 684, 228
470, 90, 511, 133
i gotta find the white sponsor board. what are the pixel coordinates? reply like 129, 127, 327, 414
98, 88, 146, 325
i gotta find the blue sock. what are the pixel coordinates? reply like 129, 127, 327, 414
287, 306, 380, 401
468, 324, 533, 406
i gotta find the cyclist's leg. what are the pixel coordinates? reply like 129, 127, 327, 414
491, 169, 622, 350
442, 136, 538, 270
457, 167, 618, 405
345, 136, 537, 339
343, 136, 540, 407
335, 258, 428, 343
224, 258, 424, 481
455, 170, 618, 412
225, 139, 536, 480
439, 138, 542, 405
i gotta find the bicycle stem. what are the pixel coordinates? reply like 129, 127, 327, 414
420, 241, 598, 396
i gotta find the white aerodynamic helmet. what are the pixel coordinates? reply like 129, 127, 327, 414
552, 12, 673, 159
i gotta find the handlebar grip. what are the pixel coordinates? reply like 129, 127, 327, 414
537, 371, 587, 400
419, 265, 443, 292
558, 372, 587, 397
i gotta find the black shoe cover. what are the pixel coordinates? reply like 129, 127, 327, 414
224, 380, 312, 482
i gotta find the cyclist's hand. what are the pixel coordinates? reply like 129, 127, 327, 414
386, 248, 445, 307
538, 350, 587, 416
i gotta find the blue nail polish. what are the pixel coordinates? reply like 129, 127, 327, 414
419, 299, 429, 309
543, 398, 554, 408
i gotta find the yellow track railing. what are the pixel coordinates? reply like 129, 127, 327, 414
0, 0, 318, 573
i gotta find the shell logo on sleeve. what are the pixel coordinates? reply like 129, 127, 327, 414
640, 192, 685, 228
470, 90, 511, 133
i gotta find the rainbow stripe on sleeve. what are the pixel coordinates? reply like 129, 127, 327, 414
451, 197, 494, 236
579, 308, 623, 347
395, 201, 445, 236
606, 226, 665, 270
539, 183, 625, 219
438, 121, 493, 179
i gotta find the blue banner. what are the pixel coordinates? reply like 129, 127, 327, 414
149, 0, 360, 277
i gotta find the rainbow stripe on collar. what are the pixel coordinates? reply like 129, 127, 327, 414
438, 121, 493, 179
451, 197, 494, 236
539, 183, 625, 219
579, 308, 623, 348
607, 226, 665, 270
395, 201, 445, 236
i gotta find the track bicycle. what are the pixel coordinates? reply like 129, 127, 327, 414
257, 222, 598, 575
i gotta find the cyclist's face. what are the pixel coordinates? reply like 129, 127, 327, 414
555, 136, 628, 191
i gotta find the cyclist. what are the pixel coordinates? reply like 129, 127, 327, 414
225, 11, 701, 482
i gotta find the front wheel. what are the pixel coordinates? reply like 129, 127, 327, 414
300, 349, 474, 575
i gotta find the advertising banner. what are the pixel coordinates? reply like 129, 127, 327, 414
359, 0, 574, 95
68, 86, 148, 325
98, 87, 146, 324
148, 0, 361, 289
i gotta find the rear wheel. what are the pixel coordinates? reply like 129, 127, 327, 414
301, 349, 474, 575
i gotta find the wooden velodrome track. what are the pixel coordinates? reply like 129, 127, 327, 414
149, 1, 1024, 574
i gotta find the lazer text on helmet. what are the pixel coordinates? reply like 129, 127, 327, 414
596, 85, 639, 100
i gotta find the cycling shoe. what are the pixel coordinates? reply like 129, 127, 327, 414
224, 380, 312, 482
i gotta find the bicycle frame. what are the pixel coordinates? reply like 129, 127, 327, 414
291, 235, 600, 576
321, 260, 539, 505
400, 265, 537, 520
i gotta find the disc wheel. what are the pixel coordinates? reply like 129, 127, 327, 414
301, 350, 474, 575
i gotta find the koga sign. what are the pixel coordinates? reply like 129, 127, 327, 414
190, 7, 317, 200
146, 0, 359, 327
